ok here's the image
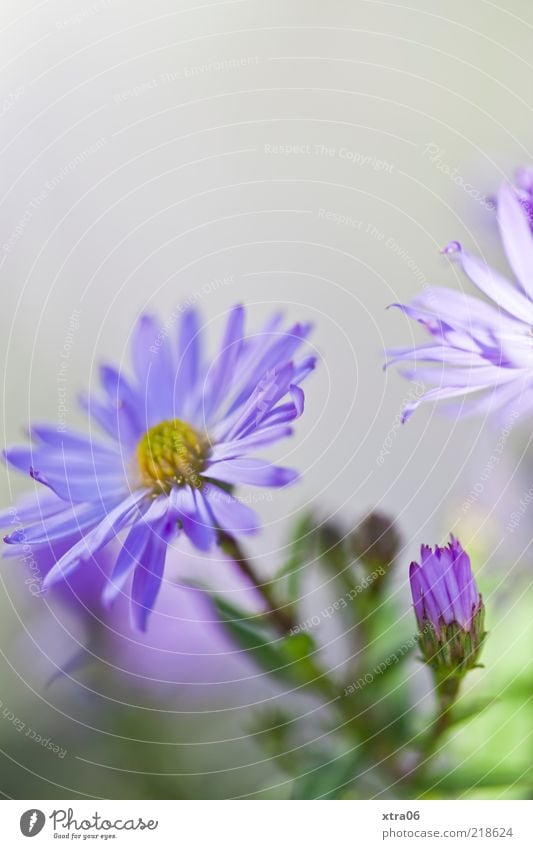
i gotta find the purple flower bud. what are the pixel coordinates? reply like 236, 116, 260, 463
409, 536, 485, 674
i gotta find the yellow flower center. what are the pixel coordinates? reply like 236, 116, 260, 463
137, 419, 208, 491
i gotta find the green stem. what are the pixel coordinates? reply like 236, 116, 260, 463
427, 672, 462, 752
220, 532, 343, 707
219, 532, 410, 789
218, 531, 299, 635
408, 670, 463, 787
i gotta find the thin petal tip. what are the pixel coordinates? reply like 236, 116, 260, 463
441, 240, 462, 255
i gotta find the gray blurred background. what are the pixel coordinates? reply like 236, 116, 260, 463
1, 0, 532, 799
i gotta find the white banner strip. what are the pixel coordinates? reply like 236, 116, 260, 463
1, 799, 532, 847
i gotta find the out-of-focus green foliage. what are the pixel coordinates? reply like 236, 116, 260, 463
208, 512, 533, 800
1, 510, 531, 800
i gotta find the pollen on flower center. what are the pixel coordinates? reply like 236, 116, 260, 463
137, 419, 208, 491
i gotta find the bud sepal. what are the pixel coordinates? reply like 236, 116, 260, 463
417, 599, 486, 677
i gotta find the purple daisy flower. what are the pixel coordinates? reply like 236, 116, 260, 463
386, 182, 533, 423
409, 536, 485, 674
1, 305, 315, 630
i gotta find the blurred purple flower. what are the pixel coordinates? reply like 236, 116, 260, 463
386, 182, 533, 423
1, 305, 314, 630
6, 537, 267, 699
107, 548, 267, 694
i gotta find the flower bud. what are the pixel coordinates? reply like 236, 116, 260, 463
409, 536, 486, 675
350, 511, 401, 587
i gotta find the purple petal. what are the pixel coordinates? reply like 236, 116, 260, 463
4, 501, 106, 546
218, 362, 296, 442
102, 518, 153, 607
130, 527, 170, 632
400, 286, 522, 337
413, 563, 441, 629
441, 547, 468, 625
79, 393, 138, 450
401, 379, 517, 423
289, 384, 305, 416
400, 364, 518, 389
41, 491, 147, 590
29, 425, 115, 458
174, 309, 202, 419
386, 345, 487, 369
254, 399, 303, 428
390, 302, 451, 339
208, 424, 293, 463
4, 445, 123, 478
29, 466, 127, 505
454, 548, 479, 627
409, 561, 425, 626
131, 314, 158, 383
102, 495, 173, 606
290, 356, 317, 387
446, 242, 533, 324
202, 484, 259, 535
0, 489, 65, 528
419, 549, 456, 625
497, 182, 533, 299
99, 364, 143, 438
226, 321, 312, 415
439, 380, 527, 419
168, 486, 215, 551
131, 314, 175, 425
206, 458, 298, 487
202, 305, 245, 422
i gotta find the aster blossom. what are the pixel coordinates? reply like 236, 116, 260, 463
386, 182, 533, 423
1, 305, 315, 630
409, 537, 485, 675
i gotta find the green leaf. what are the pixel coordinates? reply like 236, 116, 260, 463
344, 638, 416, 696
419, 768, 533, 795
291, 750, 361, 799
211, 593, 320, 686
248, 709, 308, 775
499, 678, 533, 702
208, 594, 269, 628
448, 695, 500, 727
276, 512, 316, 599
